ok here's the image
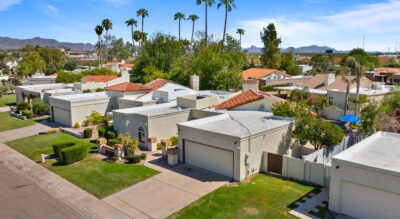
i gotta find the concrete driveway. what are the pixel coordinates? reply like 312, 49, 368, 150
104, 153, 230, 219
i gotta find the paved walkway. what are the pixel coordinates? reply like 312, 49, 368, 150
104, 153, 230, 219
289, 187, 329, 219
0, 106, 10, 113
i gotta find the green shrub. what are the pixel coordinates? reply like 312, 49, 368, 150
53, 142, 76, 158
74, 122, 80, 128
140, 153, 147, 160
22, 109, 33, 119
83, 128, 93, 138
127, 155, 141, 164
157, 143, 162, 150
108, 138, 119, 146
170, 136, 178, 146
348, 96, 367, 104
98, 127, 106, 137
31, 98, 49, 115
259, 85, 274, 92
61, 143, 87, 165
83, 89, 92, 93
16, 101, 31, 113
112, 156, 119, 162
95, 88, 105, 92
106, 131, 116, 140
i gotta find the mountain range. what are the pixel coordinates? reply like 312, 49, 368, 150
245, 45, 347, 54
0, 37, 95, 51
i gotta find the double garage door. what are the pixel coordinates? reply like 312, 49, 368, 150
340, 181, 400, 219
184, 140, 234, 179
52, 107, 71, 127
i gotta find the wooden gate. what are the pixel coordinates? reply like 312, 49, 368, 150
267, 153, 283, 175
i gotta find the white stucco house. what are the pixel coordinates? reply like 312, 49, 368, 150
26, 72, 57, 85
177, 111, 294, 181
15, 83, 77, 103
329, 132, 400, 219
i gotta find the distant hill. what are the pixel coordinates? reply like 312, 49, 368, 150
0, 37, 95, 51
245, 45, 347, 54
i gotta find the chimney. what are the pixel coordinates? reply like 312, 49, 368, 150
242, 79, 259, 92
324, 73, 335, 86
190, 75, 199, 91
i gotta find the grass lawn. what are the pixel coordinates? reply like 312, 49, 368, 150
0, 112, 40, 132
0, 94, 16, 107
169, 174, 316, 219
6, 133, 159, 199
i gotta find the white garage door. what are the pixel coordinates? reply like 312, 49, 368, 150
52, 107, 71, 127
184, 140, 234, 178
340, 181, 400, 219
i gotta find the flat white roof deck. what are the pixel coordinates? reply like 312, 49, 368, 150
179, 111, 293, 138
274, 86, 328, 95
333, 132, 400, 174
50, 92, 109, 103
113, 102, 181, 117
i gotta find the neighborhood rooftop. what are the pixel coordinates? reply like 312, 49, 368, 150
333, 131, 400, 174
113, 102, 180, 116
50, 91, 109, 102
179, 111, 293, 138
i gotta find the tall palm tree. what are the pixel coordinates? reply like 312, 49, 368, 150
196, 0, 215, 46
236, 28, 245, 47
137, 8, 149, 34
188, 14, 199, 45
218, 0, 236, 44
174, 12, 186, 41
95, 25, 104, 67
125, 18, 138, 56
101, 19, 113, 62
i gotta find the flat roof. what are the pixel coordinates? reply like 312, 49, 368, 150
178, 110, 293, 138
274, 86, 328, 95
50, 92, 109, 102
113, 102, 182, 117
333, 132, 400, 174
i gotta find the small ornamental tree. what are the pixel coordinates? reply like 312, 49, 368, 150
359, 102, 378, 137
84, 111, 108, 127
117, 132, 139, 156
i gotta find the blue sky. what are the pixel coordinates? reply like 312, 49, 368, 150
1, 0, 400, 51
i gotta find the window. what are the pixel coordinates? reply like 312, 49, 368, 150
138, 127, 145, 144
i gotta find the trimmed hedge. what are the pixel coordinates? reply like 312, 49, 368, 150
106, 131, 116, 140
140, 153, 147, 160
61, 143, 87, 165
22, 109, 33, 119
98, 127, 106, 137
108, 138, 119, 146
53, 142, 76, 158
127, 155, 141, 164
83, 128, 93, 138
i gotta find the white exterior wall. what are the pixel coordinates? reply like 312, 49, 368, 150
329, 159, 400, 219
148, 111, 191, 143
153, 83, 196, 101
112, 112, 149, 146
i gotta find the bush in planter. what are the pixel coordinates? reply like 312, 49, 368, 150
16, 101, 31, 113
83, 128, 93, 138
96, 88, 105, 92
61, 143, 87, 165
140, 153, 147, 160
22, 109, 33, 119
157, 142, 162, 150
170, 136, 178, 146
53, 142, 76, 158
98, 127, 106, 138
127, 155, 141, 164
106, 131, 116, 140
74, 122, 80, 128
108, 138, 119, 146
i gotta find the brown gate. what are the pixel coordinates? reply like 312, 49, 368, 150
267, 153, 283, 175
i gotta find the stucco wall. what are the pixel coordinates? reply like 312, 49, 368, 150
70, 100, 111, 127
177, 95, 218, 109
148, 111, 191, 143
113, 112, 149, 146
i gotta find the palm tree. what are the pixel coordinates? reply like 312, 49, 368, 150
188, 14, 199, 45
95, 25, 104, 67
218, 0, 236, 44
125, 18, 138, 56
236, 28, 245, 47
137, 8, 149, 34
101, 19, 113, 61
196, 0, 215, 46
174, 12, 186, 41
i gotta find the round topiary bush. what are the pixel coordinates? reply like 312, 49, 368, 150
74, 122, 80, 128
83, 128, 93, 138
106, 131, 116, 140
127, 155, 141, 164
98, 127, 106, 138
140, 153, 147, 160
107, 138, 119, 146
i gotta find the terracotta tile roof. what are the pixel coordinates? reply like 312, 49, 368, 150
375, 68, 400, 74
105, 82, 151, 92
83, 75, 118, 83
216, 90, 285, 110
300, 74, 372, 92
120, 64, 134, 68
144, 79, 168, 90
242, 68, 290, 80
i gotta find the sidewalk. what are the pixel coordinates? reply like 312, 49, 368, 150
0, 106, 10, 113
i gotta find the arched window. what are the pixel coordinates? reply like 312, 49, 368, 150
138, 127, 145, 144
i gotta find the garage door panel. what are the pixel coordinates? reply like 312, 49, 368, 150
185, 140, 233, 178
341, 181, 400, 219
53, 107, 71, 127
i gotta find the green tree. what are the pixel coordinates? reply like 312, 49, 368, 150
56, 71, 85, 83
137, 8, 149, 37
101, 19, 113, 61
174, 12, 186, 41
314, 96, 328, 118
342, 56, 365, 115
280, 52, 301, 76
64, 59, 78, 71
309, 54, 335, 74
341, 48, 380, 71
188, 14, 199, 45
38, 47, 66, 74
95, 25, 104, 66
142, 65, 169, 83
311, 119, 344, 149
109, 38, 132, 61
16, 52, 46, 78
260, 23, 281, 69
236, 28, 245, 48
217, 0, 236, 44
196, 0, 215, 47
360, 101, 378, 136
125, 18, 138, 56
224, 34, 241, 52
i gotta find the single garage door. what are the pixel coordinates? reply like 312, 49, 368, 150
340, 181, 400, 219
52, 107, 71, 127
184, 140, 234, 179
